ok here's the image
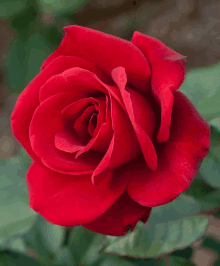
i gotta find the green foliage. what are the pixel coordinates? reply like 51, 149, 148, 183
102, 216, 208, 258
171, 247, 193, 260
80, 233, 106, 266
68, 226, 99, 265
0, 0, 28, 19
9, 2, 39, 38
97, 255, 137, 266
168, 256, 195, 265
185, 176, 220, 211
0, 237, 26, 254
5, 33, 52, 93
38, 0, 89, 16
51, 246, 75, 266
202, 236, 220, 254
0, 157, 37, 239
199, 127, 220, 188
136, 256, 196, 266
180, 63, 220, 121
23, 216, 65, 264
147, 193, 200, 226
0, 251, 43, 266
40, 25, 63, 50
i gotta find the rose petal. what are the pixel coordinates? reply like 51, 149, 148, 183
55, 131, 84, 153
127, 91, 210, 207
88, 114, 97, 137
83, 192, 152, 236
92, 96, 106, 138
112, 67, 158, 171
91, 94, 140, 184
76, 96, 113, 156
55, 98, 99, 153
39, 67, 106, 103
26, 162, 127, 226
11, 55, 106, 163
41, 25, 151, 94
74, 105, 96, 141
29, 92, 101, 174
131, 32, 186, 143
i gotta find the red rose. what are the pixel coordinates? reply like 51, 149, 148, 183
11, 26, 210, 236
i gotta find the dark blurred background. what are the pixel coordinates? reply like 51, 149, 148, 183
1, 0, 220, 265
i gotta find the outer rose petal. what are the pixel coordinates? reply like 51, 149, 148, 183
127, 91, 210, 207
11, 55, 107, 163
131, 32, 186, 143
112, 67, 158, 171
26, 162, 127, 226
41, 25, 151, 94
83, 192, 151, 236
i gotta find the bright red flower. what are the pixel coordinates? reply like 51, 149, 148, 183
11, 26, 210, 236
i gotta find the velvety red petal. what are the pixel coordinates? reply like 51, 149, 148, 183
91, 96, 106, 137
127, 91, 210, 207
41, 25, 151, 94
131, 32, 186, 143
39, 67, 107, 103
11, 55, 106, 163
76, 96, 113, 156
29, 92, 101, 174
55, 131, 84, 153
26, 162, 127, 226
88, 114, 97, 136
74, 105, 96, 140
91, 94, 141, 184
83, 192, 152, 236
112, 67, 158, 171
55, 98, 100, 154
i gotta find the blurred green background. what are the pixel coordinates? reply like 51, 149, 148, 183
0, 0, 220, 265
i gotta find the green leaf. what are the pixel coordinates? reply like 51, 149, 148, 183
40, 220, 65, 252
202, 236, 220, 254
180, 63, 220, 121
199, 154, 220, 188
69, 226, 97, 264
0, 157, 37, 239
38, 0, 89, 15
0, 0, 28, 19
168, 256, 195, 265
185, 176, 220, 212
19, 148, 32, 169
102, 216, 209, 258
5, 33, 52, 93
147, 193, 200, 226
40, 25, 63, 50
137, 257, 195, 266
199, 127, 220, 188
0, 251, 43, 266
210, 117, 220, 133
136, 258, 165, 266
52, 247, 76, 266
171, 247, 193, 260
9, 2, 39, 38
23, 216, 65, 264
81, 234, 106, 266
196, 190, 220, 212
97, 256, 136, 266
0, 237, 26, 254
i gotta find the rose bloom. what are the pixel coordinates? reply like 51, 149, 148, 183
11, 26, 210, 236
